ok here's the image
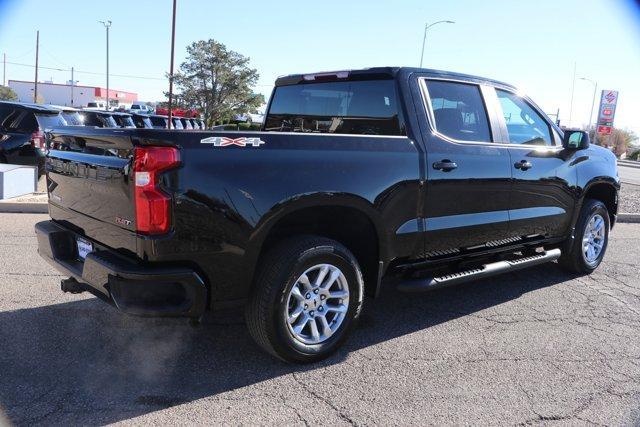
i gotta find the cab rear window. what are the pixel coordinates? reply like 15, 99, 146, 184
265, 80, 404, 136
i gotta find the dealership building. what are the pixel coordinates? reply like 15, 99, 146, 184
8, 80, 138, 108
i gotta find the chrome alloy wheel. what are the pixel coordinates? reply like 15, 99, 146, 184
285, 264, 350, 345
582, 213, 606, 267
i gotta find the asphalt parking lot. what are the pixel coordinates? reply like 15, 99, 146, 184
1, 213, 639, 426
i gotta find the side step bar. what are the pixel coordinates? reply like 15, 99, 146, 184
397, 248, 561, 293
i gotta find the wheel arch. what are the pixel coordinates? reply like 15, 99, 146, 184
244, 193, 388, 299
580, 178, 619, 227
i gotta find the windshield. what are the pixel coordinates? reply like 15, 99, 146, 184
61, 112, 84, 126
35, 113, 67, 129
265, 79, 403, 135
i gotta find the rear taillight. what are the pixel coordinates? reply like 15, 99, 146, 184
133, 146, 180, 235
31, 130, 46, 150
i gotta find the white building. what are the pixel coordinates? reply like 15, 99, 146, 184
8, 80, 138, 108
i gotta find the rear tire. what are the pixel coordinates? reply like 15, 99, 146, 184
559, 199, 610, 274
246, 236, 363, 363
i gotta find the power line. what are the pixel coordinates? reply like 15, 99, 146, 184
4, 60, 166, 81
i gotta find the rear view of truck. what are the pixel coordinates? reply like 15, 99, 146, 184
35, 68, 434, 363
36, 127, 207, 318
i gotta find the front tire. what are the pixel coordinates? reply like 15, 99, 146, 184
559, 199, 610, 273
246, 236, 363, 363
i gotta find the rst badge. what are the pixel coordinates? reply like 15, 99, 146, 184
200, 136, 265, 147
115, 216, 132, 226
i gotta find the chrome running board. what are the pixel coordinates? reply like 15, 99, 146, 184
397, 248, 561, 293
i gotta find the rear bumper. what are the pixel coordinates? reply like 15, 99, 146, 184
35, 220, 207, 318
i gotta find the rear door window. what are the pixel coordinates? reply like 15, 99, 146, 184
424, 80, 491, 142
265, 79, 404, 135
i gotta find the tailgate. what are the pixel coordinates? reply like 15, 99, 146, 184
46, 128, 138, 253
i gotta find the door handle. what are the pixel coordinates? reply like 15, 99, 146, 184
433, 160, 458, 172
514, 160, 533, 171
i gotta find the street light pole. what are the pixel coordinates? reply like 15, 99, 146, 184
34, 30, 39, 103
580, 77, 598, 146
419, 20, 455, 68
167, 0, 177, 129
99, 20, 112, 110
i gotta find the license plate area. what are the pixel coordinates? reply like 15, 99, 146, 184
76, 237, 93, 260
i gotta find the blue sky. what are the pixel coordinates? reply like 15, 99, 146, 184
1, 0, 639, 135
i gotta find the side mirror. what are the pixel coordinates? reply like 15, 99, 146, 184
562, 130, 590, 150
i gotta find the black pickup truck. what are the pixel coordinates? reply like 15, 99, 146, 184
36, 67, 619, 363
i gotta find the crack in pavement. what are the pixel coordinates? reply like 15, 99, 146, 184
291, 371, 356, 426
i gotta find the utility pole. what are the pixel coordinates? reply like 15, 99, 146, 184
590, 83, 598, 146
167, 0, 177, 129
99, 20, 112, 110
419, 20, 455, 68
70, 67, 74, 106
581, 77, 598, 146
34, 30, 39, 103
568, 62, 576, 125
2, 53, 6, 86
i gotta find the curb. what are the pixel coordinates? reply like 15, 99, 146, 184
618, 161, 640, 170
0, 202, 48, 214
618, 213, 640, 223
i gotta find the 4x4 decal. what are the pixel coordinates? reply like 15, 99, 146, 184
200, 136, 265, 147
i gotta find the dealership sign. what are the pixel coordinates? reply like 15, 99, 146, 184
596, 90, 618, 135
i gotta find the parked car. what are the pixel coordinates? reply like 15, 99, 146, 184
190, 118, 202, 129
86, 101, 106, 109
80, 110, 118, 128
111, 112, 136, 128
46, 105, 84, 126
148, 114, 169, 129
171, 117, 183, 130
130, 113, 154, 129
130, 102, 154, 114
234, 110, 265, 124
156, 107, 199, 118
0, 101, 67, 177
180, 117, 194, 130
36, 67, 619, 363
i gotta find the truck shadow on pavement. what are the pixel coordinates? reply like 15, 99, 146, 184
0, 264, 576, 425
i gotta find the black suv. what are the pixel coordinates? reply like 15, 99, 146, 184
148, 114, 169, 129
130, 113, 154, 129
80, 110, 118, 128
111, 112, 136, 128
0, 101, 67, 177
